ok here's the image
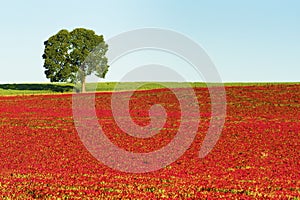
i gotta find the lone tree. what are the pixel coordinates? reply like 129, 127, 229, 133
42, 28, 109, 92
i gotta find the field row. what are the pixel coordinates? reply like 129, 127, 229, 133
0, 84, 299, 198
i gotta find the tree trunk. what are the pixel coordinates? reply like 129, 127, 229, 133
81, 77, 86, 93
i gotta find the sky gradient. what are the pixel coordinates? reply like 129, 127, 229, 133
0, 0, 299, 83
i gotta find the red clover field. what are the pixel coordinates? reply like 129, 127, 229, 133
0, 84, 299, 199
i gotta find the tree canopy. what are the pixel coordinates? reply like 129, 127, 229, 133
42, 28, 109, 92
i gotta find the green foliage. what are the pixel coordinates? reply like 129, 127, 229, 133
42, 28, 109, 91
0, 83, 74, 95
1, 82, 299, 96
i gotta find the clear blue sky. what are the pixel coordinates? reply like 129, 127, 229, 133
0, 0, 299, 83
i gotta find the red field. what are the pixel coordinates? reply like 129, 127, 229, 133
0, 84, 299, 199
